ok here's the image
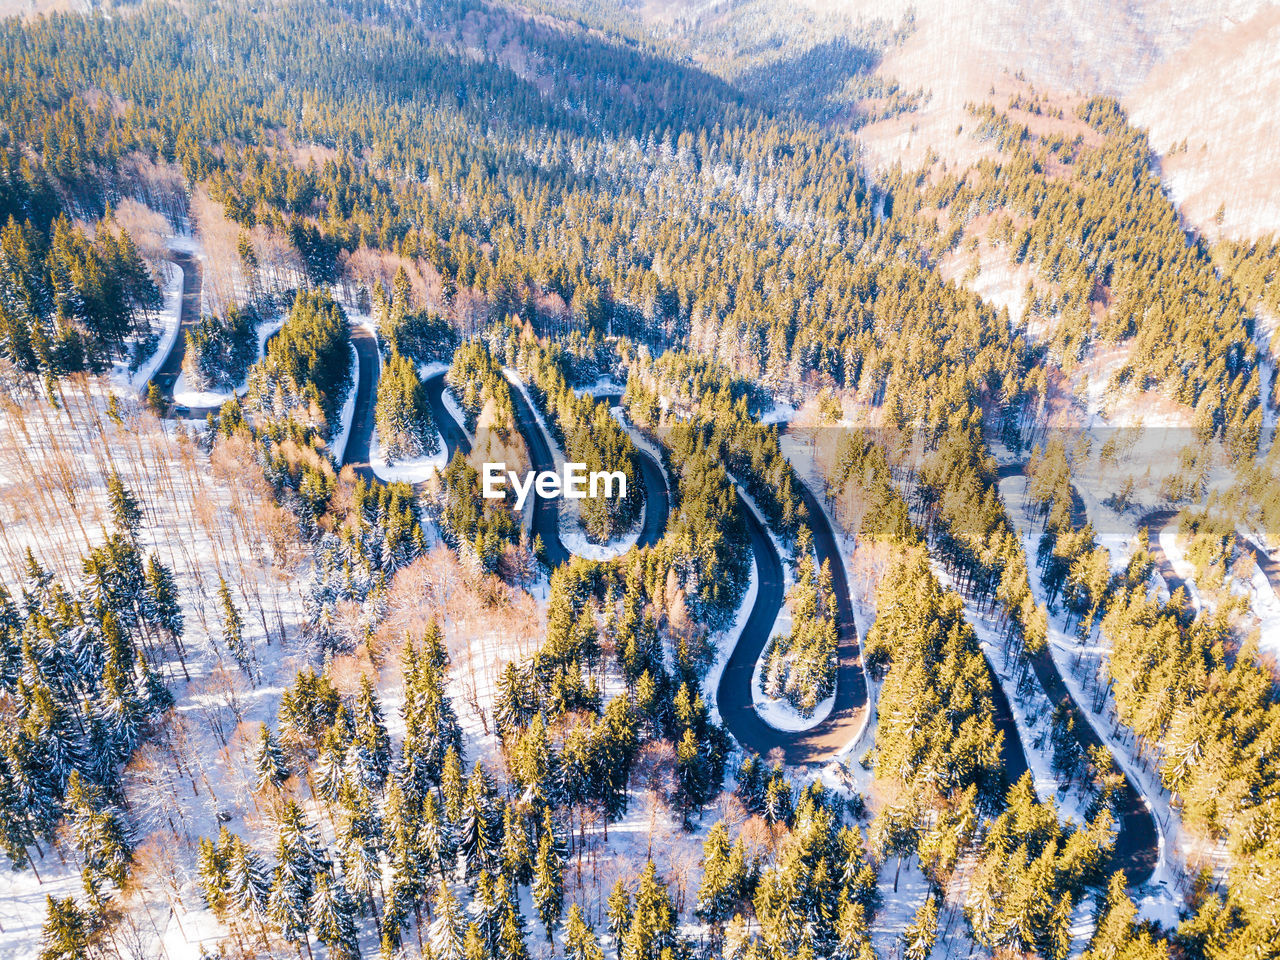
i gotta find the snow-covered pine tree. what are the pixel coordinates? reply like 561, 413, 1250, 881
901, 893, 938, 960
107, 471, 143, 540
474, 870, 504, 955
216, 576, 254, 677
564, 905, 604, 960
144, 553, 184, 642
497, 875, 531, 960
310, 868, 362, 960
351, 673, 392, 790
832, 897, 873, 960
500, 805, 532, 885
227, 833, 273, 935
458, 763, 500, 878
494, 661, 530, 741
37, 895, 91, 960
64, 771, 132, 907
606, 880, 631, 946
335, 780, 384, 918
532, 826, 564, 941
430, 880, 467, 960
253, 724, 291, 792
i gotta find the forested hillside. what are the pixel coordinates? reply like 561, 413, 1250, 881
0, 1, 1278, 959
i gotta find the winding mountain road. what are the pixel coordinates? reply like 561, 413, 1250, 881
996, 462, 1159, 885
505, 377, 572, 569
503, 380, 670, 569
424, 372, 472, 461
503, 391, 874, 767
148, 274, 1160, 883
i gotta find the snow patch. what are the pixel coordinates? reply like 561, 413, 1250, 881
330, 342, 360, 464
109, 260, 183, 395
371, 427, 448, 484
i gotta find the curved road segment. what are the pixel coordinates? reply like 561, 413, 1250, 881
504, 382, 670, 568
147, 251, 217, 417
713, 479, 877, 767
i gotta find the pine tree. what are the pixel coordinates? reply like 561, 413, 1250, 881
902, 893, 938, 960
622, 862, 680, 960
144, 553, 184, 647
37, 896, 90, 960
311, 868, 362, 960
695, 822, 744, 936
564, 905, 604, 960
494, 661, 529, 740
269, 801, 326, 949
475, 870, 505, 955
316, 721, 350, 805
501, 805, 533, 885
65, 772, 132, 907
674, 726, 709, 826
431, 880, 467, 960
532, 826, 564, 941
498, 880, 531, 960
254, 724, 291, 792
458, 763, 499, 878
227, 833, 273, 936
197, 830, 232, 917
440, 745, 465, 823
1082, 871, 1166, 960
351, 673, 393, 790
107, 471, 143, 540
336, 781, 385, 920
606, 879, 632, 950
833, 897, 873, 960
217, 576, 253, 676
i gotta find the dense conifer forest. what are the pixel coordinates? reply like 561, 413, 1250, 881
0, 1, 1278, 959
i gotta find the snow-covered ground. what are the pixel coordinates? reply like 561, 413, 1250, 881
0, 383, 312, 959
371, 427, 448, 483
750, 656, 834, 730
330, 342, 360, 465
109, 260, 183, 396
573, 376, 626, 397
557, 511, 643, 560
